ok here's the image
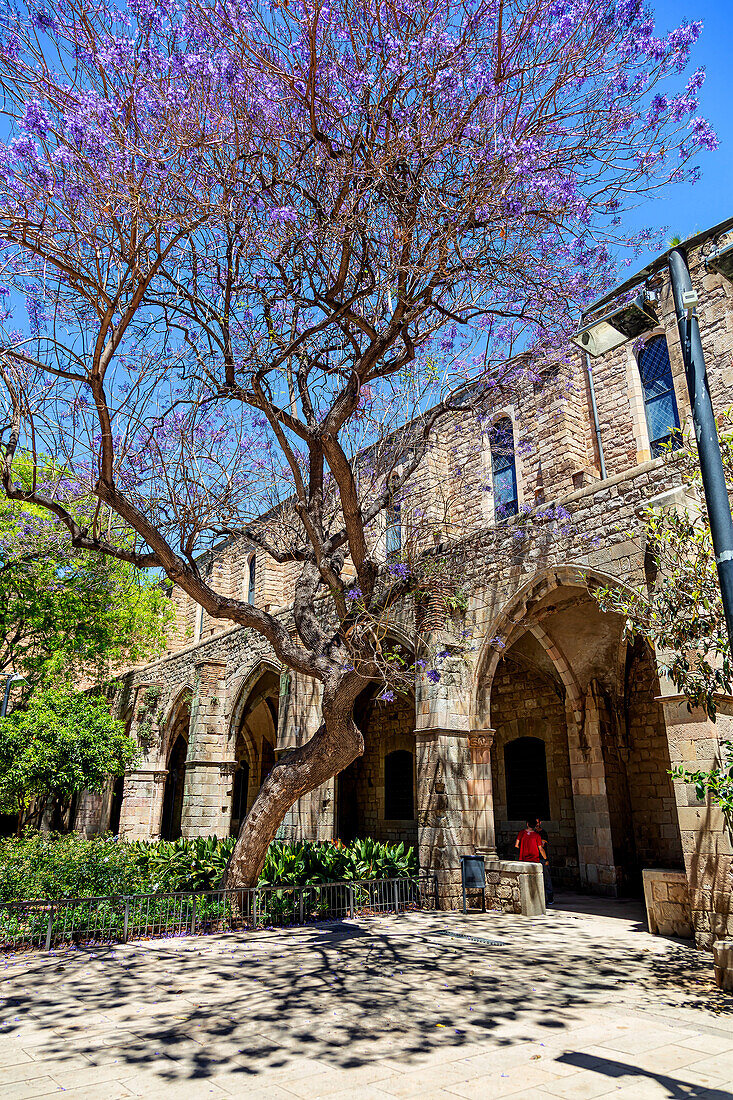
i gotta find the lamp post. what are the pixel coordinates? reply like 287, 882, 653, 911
571, 240, 733, 650
1, 674, 24, 718
667, 248, 733, 645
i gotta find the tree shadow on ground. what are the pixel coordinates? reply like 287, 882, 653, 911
0, 911, 729, 1092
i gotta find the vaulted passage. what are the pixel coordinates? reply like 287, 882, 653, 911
229, 670, 279, 837
485, 585, 684, 896
160, 694, 190, 841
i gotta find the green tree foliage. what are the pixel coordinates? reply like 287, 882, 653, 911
0, 467, 173, 691
596, 426, 733, 814
0, 685, 138, 823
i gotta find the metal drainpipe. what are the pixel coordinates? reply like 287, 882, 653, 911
584, 351, 607, 481
668, 247, 733, 648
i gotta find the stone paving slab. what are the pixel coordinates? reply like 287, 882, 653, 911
0, 897, 731, 1099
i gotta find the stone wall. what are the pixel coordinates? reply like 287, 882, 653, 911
338, 692, 418, 848
485, 860, 546, 916
625, 642, 685, 871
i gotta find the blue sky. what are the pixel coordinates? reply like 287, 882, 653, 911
626, 0, 733, 264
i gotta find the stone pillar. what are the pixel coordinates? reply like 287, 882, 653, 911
659, 693, 733, 949
416, 728, 474, 908
566, 683, 618, 895
279, 671, 332, 842
119, 769, 168, 839
180, 659, 232, 838
468, 729, 497, 858
74, 784, 112, 837
414, 638, 476, 907
118, 683, 166, 840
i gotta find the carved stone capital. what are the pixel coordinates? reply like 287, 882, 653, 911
469, 728, 495, 748
219, 761, 238, 778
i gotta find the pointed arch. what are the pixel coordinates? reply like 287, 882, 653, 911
472, 565, 635, 728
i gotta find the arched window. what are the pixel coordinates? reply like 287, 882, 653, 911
384, 749, 414, 820
385, 501, 401, 558
246, 554, 256, 605
638, 337, 680, 457
504, 736, 550, 820
385, 473, 401, 559
489, 417, 518, 519
194, 602, 204, 642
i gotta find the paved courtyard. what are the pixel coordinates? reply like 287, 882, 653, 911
1, 896, 731, 1100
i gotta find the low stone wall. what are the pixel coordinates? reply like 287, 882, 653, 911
485, 860, 546, 917
642, 869, 693, 938
713, 940, 733, 990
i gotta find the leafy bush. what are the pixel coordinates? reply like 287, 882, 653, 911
260, 838, 417, 886
0, 832, 146, 902
130, 835, 237, 893
0, 833, 417, 900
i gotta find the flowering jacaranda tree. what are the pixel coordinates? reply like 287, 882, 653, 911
0, 0, 715, 884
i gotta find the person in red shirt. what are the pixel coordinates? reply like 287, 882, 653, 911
515, 819, 546, 864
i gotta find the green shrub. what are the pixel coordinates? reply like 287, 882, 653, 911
0, 832, 418, 901
0, 832, 146, 902
130, 835, 236, 893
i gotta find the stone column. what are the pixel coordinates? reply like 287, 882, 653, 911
659, 693, 733, 949
180, 659, 232, 838
414, 638, 476, 907
468, 729, 497, 858
278, 671, 332, 842
119, 769, 168, 839
73, 788, 107, 837
416, 728, 475, 908
118, 683, 166, 840
566, 683, 618, 895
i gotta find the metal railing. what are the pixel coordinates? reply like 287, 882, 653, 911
0, 874, 437, 952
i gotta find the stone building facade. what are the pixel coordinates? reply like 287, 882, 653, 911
77, 220, 733, 950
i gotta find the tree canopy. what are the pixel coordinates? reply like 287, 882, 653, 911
0, 0, 715, 883
0, 683, 137, 825
0, 461, 173, 691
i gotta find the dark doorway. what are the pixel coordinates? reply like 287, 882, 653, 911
230, 760, 250, 837
161, 734, 187, 840
384, 749, 414, 820
109, 775, 124, 835
504, 736, 550, 821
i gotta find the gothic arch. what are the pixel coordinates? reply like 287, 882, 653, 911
228, 658, 282, 750
472, 564, 633, 729
160, 686, 193, 761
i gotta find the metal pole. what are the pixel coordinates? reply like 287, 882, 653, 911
668, 248, 733, 648
1, 677, 13, 718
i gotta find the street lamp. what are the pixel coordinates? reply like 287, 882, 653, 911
706, 241, 733, 283
570, 291, 659, 357
572, 242, 733, 648
1, 674, 25, 718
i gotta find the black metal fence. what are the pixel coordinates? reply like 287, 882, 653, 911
0, 874, 437, 952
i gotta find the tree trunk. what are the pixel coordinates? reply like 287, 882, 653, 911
222, 689, 363, 890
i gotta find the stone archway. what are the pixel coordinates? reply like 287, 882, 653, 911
474, 570, 684, 896
160, 692, 191, 841
228, 667, 280, 837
